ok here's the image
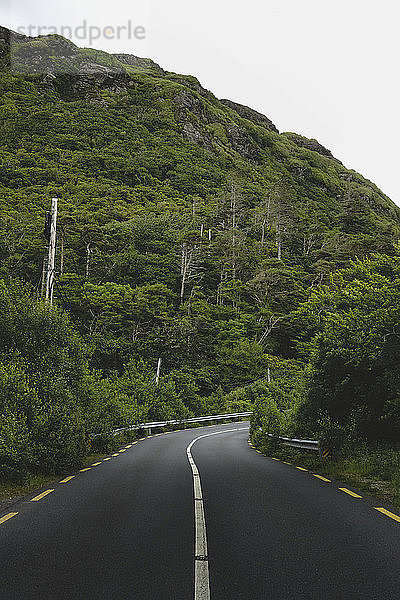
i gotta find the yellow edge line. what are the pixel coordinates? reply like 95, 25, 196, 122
91, 462, 102, 466
103, 457, 112, 461
339, 487, 362, 498
296, 466, 308, 471
112, 453, 119, 456
0, 512, 18, 525
313, 474, 331, 482
79, 468, 91, 472
374, 507, 400, 523
59, 476, 75, 483
31, 489, 54, 502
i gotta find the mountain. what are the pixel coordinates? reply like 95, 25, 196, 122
0, 25, 399, 393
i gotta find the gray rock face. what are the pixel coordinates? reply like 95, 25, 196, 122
172, 89, 213, 149
173, 89, 209, 120
225, 123, 261, 160
182, 121, 213, 150
220, 98, 279, 133
113, 54, 165, 76
52, 72, 132, 100
283, 132, 342, 163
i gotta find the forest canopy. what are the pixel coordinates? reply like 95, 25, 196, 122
1, 28, 399, 479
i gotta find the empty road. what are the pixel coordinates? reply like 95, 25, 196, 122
0, 422, 399, 599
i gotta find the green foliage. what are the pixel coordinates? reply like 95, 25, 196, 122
1, 30, 400, 480
249, 356, 305, 443
293, 255, 400, 442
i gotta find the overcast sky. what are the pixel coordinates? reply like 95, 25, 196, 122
2, 0, 399, 204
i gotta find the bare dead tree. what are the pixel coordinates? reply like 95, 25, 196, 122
85, 242, 93, 279
258, 315, 284, 345
180, 242, 201, 304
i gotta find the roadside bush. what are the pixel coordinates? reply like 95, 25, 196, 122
0, 358, 39, 482
0, 409, 32, 483
32, 406, 87, 474
293, 256, 400, 442
0, 280, 91, 481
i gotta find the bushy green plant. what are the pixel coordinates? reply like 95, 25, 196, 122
32, 405, 87, 473
294, 255, 400, 441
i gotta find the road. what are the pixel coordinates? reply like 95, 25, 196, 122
0, 422, 399, 599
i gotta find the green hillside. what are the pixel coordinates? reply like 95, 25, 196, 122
1, 27, 399, 480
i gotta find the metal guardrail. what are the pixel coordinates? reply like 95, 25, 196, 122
92, 412, 252, 438
264, 431, 320, 452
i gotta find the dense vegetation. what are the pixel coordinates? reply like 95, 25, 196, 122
252, 255, 400, 442
0, 27, 399, 481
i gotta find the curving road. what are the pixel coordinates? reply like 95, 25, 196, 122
0, 423, 399, 599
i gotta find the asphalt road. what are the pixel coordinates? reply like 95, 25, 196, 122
0, 422, 399, 599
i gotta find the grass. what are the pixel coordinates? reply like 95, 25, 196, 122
251, 432, 400, 510
0, 453, 106, 508
0, 475, 60, 506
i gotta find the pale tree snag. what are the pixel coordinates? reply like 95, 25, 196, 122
180, 242, 200, 304
258, 315, 284, 346
276, 214, 282, 260
85, 242, 93, 279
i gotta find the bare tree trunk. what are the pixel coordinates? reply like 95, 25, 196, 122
258, 316, 283, 345
85, 242, 92, 279
180, 243, 187, 303
261, 219, 266, 244
276, 216, 282, 260
217, 269, 225, 306
180, 243, 196, 304
180, 244, 186, 276
132, 323, 140, 342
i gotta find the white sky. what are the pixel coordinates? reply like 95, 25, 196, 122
2, 0, 399, 204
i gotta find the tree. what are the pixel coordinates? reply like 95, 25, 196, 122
294, 255, 400, 440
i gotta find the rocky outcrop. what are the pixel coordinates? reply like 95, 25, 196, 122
113, 54, 165, 76
52, 72, 134, 100
282, 132, 342, 163
0, 27, 149, 77
173, 89, 210, 121
224, 123, 261, 160
220, 98, 279, 133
